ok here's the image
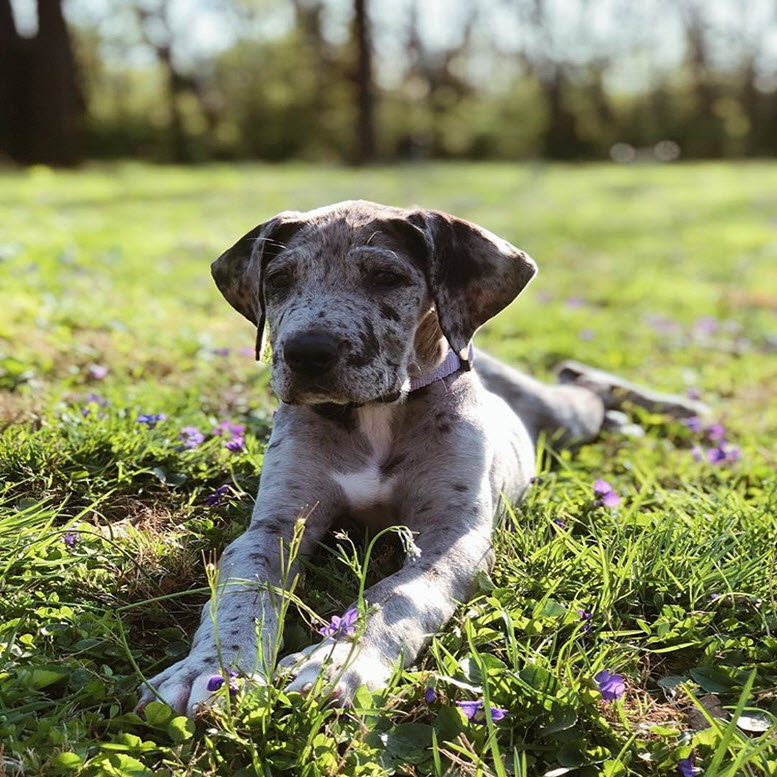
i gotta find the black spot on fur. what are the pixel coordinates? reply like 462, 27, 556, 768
435, 410, 452, 433
311, 403, 355, 431
346, 352, 373, 368
360, 316, 380, 359
265, 515, 286, 529
381, 453, 406, 476
452, 483, 469, 493
411, 384, 432, 399
266, 439, 283, 450
379, 302, 400, 322
229, 643, 240, 651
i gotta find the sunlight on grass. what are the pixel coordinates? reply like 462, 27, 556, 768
0, 162, 775, 775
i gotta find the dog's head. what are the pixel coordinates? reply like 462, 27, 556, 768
211, 200, 536, 405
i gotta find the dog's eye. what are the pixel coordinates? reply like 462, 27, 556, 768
370, 269, 406, 289
265, 270, 293, 292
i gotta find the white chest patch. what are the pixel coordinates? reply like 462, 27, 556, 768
333, 464, 394, 509
332, 405, 397, 509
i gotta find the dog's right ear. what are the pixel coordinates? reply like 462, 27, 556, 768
211, 213, 305, 353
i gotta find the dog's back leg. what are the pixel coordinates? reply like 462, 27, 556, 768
474, 349, 606, 446
555, 359, 709, 420
474, 349, 709, 449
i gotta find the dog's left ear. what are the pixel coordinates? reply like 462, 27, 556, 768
211, 212, 304, 358
405, 209, 537, 363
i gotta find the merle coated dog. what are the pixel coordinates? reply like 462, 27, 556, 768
137, 200, 704, 716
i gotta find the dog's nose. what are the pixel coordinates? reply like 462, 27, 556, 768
283, 331, 341, 375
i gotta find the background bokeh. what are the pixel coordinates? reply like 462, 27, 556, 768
3, 0, 777, 166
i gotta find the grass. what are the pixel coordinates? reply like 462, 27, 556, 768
0, 160, 776, 776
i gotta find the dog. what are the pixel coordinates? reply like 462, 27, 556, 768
136, 200, 706, 716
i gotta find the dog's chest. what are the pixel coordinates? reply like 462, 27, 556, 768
332, 405, 398, 518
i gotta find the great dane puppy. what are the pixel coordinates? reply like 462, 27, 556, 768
137, 200, 705, 716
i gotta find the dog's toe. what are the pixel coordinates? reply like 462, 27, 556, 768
280, 640, 391, 705
137, 657, 266, 718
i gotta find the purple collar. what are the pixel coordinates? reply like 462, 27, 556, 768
406, 343, 473, 393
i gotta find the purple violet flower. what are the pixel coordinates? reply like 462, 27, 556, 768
683, 417, 703, 433
137, 413, 166, 429
706, 423, 726, 442
595, 670, 626, 701
697, 441, 740, 465
707, 447, 728, 464
239, 346, 254, 357
565, 296, 585, 309
456, 700, 508, 724
206, 669, 239, 694
425, 686, 436, 704
577, 609, 593, 632
724, 445, 740, 462
693, 316, 718, 336
319, 607, 359, 639
213, 347, 230, 356
179, 425, 205, 449
644, 314, 680, 335
63, 532, 78, 548
553, 518, 566, 529
593, 480, 621, 507
88, 365, 108, 380
225, 435, 245, 452
212, 421, 245, 437
686, 387, 702, 400
678, 754, 698, 777
85, 393, 108, 407
206, 484, 231, 506
211, 420, 246, 451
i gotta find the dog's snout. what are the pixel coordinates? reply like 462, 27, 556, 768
283, 331, 341, 375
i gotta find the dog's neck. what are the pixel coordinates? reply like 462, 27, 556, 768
408, 308, 447, 379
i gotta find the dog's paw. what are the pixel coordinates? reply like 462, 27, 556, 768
135, 655, 265, 718
278, 640, 392, 704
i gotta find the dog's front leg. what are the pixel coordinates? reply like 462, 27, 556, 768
281, 511, 494, 702
137, 431, 339, 717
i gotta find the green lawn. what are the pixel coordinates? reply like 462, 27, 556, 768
1, 162, 776, 776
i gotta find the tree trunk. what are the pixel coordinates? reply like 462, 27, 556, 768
0, 0, 23, 160
353, 0, 376, 163
740, 57, 760, 155
28, 0, 83, 165
541, 67, 581, 159
159, 46, 191, 163
681, 2, 724, 157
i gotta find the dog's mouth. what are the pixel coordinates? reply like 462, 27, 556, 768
276, 374, 406, 407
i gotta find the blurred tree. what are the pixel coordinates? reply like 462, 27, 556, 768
0, 0, 26, 161
134, 0, 194, 162
513, 0, 584, 159
352, 0, 376, 163
0, 0, 83, 165
400, 0, 477, 157
3, 0, 777, 165
679, 0, 725, 157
